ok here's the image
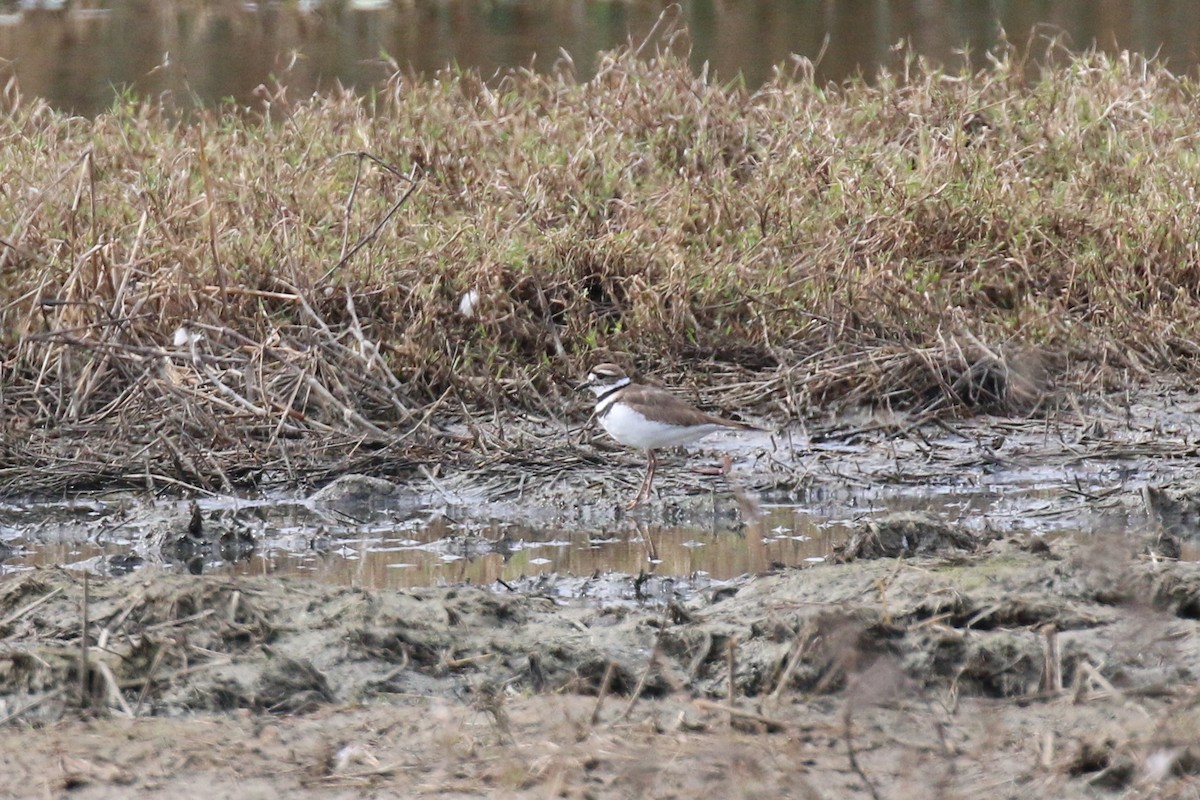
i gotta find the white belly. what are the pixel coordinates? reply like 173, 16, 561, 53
599, 403, 725, 450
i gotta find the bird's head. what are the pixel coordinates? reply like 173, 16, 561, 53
577, 363, 630, 396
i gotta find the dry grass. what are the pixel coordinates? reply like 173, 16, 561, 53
4, 29, 1200, 491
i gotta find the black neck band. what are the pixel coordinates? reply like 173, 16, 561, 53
594, 383, 626, 407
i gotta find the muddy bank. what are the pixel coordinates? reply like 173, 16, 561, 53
5, 387, 1200, 796
2, 522, 1199, 797
8, 383, 1200, 589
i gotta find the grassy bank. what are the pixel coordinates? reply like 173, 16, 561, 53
3, 35, 1200, 491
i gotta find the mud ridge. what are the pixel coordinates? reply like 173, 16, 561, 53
4, 513, 1200, 796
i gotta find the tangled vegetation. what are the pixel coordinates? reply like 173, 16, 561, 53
3, 32, 1200, 491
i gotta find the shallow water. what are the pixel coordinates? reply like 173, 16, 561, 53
7, 391, 1200, 588
0, 495, 832, 588
0, 474, 1140, 590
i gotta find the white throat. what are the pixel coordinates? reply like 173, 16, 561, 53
589, 376, 630, 397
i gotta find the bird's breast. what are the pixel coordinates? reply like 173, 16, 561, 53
598, 403, 724, 449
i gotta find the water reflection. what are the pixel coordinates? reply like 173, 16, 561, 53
3, 1, 1200, 115
2, 477, 1147, 590
2, 504, 847, 588
219, 508, 846, 589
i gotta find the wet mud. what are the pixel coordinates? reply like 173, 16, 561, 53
2, 525, 1199, 797
4, 388, 1200, 796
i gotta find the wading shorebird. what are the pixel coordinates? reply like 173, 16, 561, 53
577, 363, 766, 508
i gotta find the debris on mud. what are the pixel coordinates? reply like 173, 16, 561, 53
309, 474, 411, 508
835, 512, 988, 560
5, 387, 1200, 796
139, 502, 259, 575
1144, 482, 1200, 538
1, 532, 1199, 796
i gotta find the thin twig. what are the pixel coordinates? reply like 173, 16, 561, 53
79, 571, 90, 709
843, 706, 883, 800
589, 661, 616, 728
619, 635, 662, 722
0, 586, 64, 627
692, 699, 788, 730
320, 162, 420, 282
768, 622, 816, 703
0, 687, 66, 727
726, 636, 737, 726
132, 645, 168, 717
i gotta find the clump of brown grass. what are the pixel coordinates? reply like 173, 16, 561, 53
4, 31, 1200, 491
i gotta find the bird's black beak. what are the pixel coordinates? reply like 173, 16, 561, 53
574, 379, 591, 393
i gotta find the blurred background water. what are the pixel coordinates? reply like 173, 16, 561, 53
1, 0, 1197, 115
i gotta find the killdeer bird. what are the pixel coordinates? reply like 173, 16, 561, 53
578, 363, 765, 508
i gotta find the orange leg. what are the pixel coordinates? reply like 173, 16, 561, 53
628, 449, 658, 509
